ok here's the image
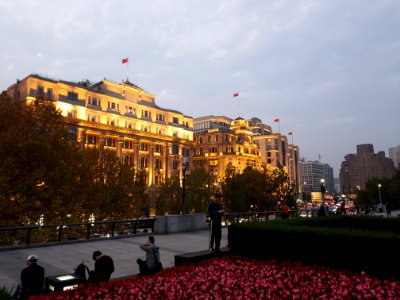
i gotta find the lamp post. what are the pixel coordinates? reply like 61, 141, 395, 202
181, 157, 189, 214
378, 184, 382, 203
320, 179, 326, 202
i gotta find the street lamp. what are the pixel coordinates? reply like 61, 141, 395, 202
378, 184, 382, 203
320, 179, 326, 202
181, 157, 189, 214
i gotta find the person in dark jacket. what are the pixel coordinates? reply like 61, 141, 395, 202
137, 236, 161, 275
208, 193, 224, 252
89, 251, 114, 283
20, 255, 45, 299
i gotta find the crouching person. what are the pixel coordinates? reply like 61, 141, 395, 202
89, 251, 114, 284
137, 236, 162, 275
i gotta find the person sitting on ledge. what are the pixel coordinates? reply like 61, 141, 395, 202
137, 236, 161, 275
89, 251, 114, 284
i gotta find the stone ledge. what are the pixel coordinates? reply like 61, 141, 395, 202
175, 247, 230, 267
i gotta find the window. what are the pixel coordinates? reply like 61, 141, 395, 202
123, 154, 133, 165
89, 97, 99, 106
68, 91, 78, 101
155, 158, 162, 169
46, 88, 53, 99
88, 114, 96, 122
140, 157, 148, 168
172, 145, 179, 155
105, 138, 116, 147
172, 117, 179, 124
142, 110, 151, 119
108, 101, 119, 111
126, 106, 134, 114
124, 140, 133, 149
37, 85, 44, 96
156, 114, 165, 122
140, 143, 148, 151
172, 159, 178, 170
87, 135, 97, 145
155, 145, 163, 154
68, 128, 77, 141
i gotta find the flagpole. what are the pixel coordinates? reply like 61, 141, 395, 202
238, 97, 241, 118
233, 93, 240, 117
126, 57, 129, 82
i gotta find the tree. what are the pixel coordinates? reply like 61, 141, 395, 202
0, 93, 81, 226
220, 163, 296, 213
186, 166, 212, 213
155, 175, 181, 215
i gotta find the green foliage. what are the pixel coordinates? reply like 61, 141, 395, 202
0, 286, 14, 300
221, 163, 296, 212
186, 166, 212, 213
228, 216, 400, 277
155, 175, 181, 215
355, 171, 400, 208
0, 93, 148, 226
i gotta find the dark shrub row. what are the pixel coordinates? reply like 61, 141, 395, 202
228, 216, 400, 278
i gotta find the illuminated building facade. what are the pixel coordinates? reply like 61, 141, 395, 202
249, 118, 301, 195
7, 74, 193, 186
193, 116, 261, 184
193, 116, 301, 195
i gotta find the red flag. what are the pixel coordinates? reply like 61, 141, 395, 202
122, 58, 129, 64
233, 93, 239, 97
274, 118, 280, 122
288, 132, 293, 135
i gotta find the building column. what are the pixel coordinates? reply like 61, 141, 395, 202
164, 143, 171, 180
77, 128, 86, 148
117, 137, 124, 160
133, 138, 140, 173
148, 141, 155, 186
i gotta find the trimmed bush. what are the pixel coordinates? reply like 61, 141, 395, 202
228, 216, 400, 278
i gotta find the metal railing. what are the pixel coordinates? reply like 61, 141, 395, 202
0, 218, 156, 248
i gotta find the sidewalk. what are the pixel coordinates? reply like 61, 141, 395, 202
0, 228, 228, 292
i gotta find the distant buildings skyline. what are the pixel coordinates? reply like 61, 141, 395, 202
339, 144, 396, 194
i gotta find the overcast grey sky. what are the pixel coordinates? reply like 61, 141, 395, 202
1, 0, 399, 175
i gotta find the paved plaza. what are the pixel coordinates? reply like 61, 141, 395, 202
0, 228, 228, 292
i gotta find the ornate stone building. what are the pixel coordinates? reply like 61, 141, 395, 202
7, 74, 194, 187
193, 115, 301, 194
193, 116, 261, 185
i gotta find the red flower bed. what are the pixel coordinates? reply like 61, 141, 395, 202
32, 256, 400, 299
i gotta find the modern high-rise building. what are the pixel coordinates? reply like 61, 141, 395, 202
6, 74, 194, 187
389, 145, 400, 169
339, 144, 396, 193
300, 160, 334, 200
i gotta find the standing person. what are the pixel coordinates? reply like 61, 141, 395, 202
137, 236, 161, 275
89, 251, 114, 284
20, 255, 45, 299
208, 193, 224, 252
377, 202, 384, 214
386, 202, 392, 217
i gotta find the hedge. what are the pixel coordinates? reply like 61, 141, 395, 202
228, 216, 400, 278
